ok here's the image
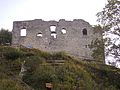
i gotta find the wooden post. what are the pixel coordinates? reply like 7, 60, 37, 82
46, 83, 53, 90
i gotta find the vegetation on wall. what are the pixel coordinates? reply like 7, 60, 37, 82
89, 25, 105, 63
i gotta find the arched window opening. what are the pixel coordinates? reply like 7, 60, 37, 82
82, 28, 87, 35
37, 33, 43, 37
61, 28, 66, 34
20, 29, 26, 36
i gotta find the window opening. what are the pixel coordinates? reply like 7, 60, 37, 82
51, 32, 57, 38
50, 26, 56, 32
20, 29, 26, 36
82, 28, 87, 35
37, 33, 43, 37
61, 28, 66, 34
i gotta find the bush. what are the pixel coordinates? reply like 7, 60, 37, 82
0, 46, 24, 60
0, 79, 26, 90
52, 52, 70, 60
23, 60, 96, 90
4, 50, 23, 60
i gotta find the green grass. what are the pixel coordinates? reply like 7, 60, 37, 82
0, 46, 120, 90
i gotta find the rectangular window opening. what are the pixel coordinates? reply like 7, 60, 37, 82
50, 26, 56, 32
20, 29, 26, 36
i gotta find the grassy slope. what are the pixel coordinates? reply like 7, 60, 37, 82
0, 46, 120, 90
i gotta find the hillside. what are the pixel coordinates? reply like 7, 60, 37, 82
0, 46, 120, 90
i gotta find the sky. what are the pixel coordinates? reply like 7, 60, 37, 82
0, 0, 107, 31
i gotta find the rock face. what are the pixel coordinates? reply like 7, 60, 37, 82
12, 19, 101, 59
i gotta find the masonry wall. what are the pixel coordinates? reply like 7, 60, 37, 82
12, 19, 100, 59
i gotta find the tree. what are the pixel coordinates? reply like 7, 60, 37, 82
0, 29, 12, 45
89, 25, 105, 63
97, 0, 120, 66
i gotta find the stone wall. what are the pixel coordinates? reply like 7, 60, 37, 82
12, 19, 100, 59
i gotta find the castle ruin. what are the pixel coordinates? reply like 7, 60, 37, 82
12, 19, 101, 59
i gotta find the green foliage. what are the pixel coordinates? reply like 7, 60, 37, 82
89, 38, 105, 62
83, 61, 120, 90
0, 29, 12, 45
23, 60, 96, 90
19, 47, 70, 60
23, 57, 120, 90
4, 50, 23, 60
0, 46, 24, 60
0, 79, 26, 90
97, 0, 120, 29
56, 61, 95, 90
93, 25, 103, 34
89, 25, 105, 62
52, 52, 71, 60
0, 46, 120, 90
24, 56, 45, 73
97, 0, 120, 65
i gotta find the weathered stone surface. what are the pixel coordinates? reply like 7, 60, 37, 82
12, 19, 101, 59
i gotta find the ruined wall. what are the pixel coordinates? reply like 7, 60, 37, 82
12, 19, 100, 59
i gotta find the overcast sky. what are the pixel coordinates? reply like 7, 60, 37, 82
0, 0, 107, 31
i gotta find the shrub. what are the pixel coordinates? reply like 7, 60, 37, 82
4, 50, 23, 60
52, 52, 70, 60
0, 46, 24, 60
0, 79, 26, 90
